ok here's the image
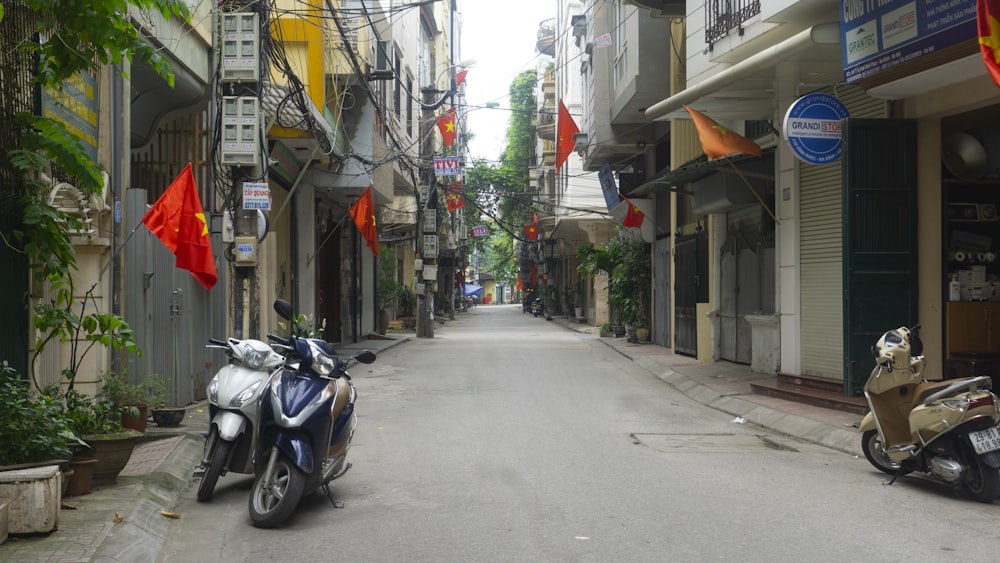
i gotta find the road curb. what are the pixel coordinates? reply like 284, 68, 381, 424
93, 433, 204, 561
597, 337, 863, 458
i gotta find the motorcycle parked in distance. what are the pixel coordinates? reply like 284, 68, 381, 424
248, 299, 376, 528
196, 337, 285, 501
860, 325, 1000, 502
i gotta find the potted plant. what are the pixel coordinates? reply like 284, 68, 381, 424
148, 377, 187, 427
377, 246, 401, 334
398, 286, 417, 329
63, 389, 142, 486
100, 371, 166, 433
0, 363, 83, 470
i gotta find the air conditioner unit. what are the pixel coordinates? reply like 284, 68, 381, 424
368, 40, 395, 81
573, 133, 589, 152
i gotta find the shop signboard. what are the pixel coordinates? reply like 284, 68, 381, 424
841, 0, 977, 84
783, 93, 851, 164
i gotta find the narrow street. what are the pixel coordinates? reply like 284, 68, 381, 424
160, 306, 1000, 562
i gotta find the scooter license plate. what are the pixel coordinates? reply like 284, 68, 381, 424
970, 427, 1000, 454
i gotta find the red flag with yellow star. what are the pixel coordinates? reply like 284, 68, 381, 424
556, 100, 580, 173
979, 0, 1000, 86
142, 162, 217, 290
523, 213, 539, 241
436, 107, 457, 147
684, 105, 762, 160
621, 196, 645, 228
349, 186, 379, 256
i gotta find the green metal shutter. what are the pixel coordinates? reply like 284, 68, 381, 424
842, 118, 918, 395
799, 86, 886, 380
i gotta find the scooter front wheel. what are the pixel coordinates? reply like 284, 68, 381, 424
962, 449, 1000, 503
249, 453, 305, 528
197, 439, 232, 502
861, 430, 903, 475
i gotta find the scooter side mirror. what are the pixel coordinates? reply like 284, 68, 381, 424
354, 350, 377, 364
274, 299, 294, 322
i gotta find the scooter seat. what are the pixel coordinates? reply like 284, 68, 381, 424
913, 380, 957, 405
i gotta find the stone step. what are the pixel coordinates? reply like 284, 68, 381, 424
750, 377, 870, 416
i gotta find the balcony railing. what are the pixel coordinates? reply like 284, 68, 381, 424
705, 0, 760, 49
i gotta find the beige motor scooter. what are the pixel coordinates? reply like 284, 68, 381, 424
859, 325, 1000, 502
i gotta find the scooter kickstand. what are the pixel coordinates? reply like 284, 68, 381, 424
885, 467, 904, 486
321, 484, 344, 509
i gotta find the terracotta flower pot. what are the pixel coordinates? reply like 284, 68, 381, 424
65, 457, 97, 496
121, 403, 149, 433
80, 429, 142, 486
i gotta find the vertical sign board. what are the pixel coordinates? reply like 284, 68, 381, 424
41, 70, 99, 162
841, 0, 976, 84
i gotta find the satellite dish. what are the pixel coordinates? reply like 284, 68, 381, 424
942, 132, 988, 180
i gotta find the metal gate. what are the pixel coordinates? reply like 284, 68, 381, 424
719, 218, 774, 364
674, 231, 708, 357
654, 237, 671, 347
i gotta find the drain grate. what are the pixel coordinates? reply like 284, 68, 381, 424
631, 433, 799, 454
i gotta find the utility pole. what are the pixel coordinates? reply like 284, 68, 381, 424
217, 4, 266, 339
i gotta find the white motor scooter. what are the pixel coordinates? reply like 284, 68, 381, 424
196, 337, 285, 501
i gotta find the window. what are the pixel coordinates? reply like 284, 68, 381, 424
612, 3, 628, 89
406, 75, 414, 137
393, 48, 402, 120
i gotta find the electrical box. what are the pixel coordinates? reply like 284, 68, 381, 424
220, 96, 260, 167
234, 236, 257, 267
221, 13, 260, 82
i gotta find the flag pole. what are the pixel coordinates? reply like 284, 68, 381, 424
99, 219, 146, 279
308, 211, 352, 265
725, 157, 780, 225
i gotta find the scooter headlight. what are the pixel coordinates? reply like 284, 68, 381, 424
311, 348, 335, 376
242, 343, 269, 370
230, 380, 263, 407
207, 376, 220, 404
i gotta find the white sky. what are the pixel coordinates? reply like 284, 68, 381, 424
459, 1, 555, 162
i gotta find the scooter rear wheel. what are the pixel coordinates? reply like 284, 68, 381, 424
861, 430, 903, 475
249, 453, 305, 528
961, 448, 1000, 503
197, 439, 232, 502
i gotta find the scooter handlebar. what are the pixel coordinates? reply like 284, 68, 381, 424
267, 333, 291, 347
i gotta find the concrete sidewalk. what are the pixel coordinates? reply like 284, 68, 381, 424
550, 316, 863, 456
0, 313, 867, 561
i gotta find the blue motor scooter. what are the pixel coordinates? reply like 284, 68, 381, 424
248, 299, 376, 528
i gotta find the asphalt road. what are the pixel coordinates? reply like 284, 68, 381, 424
159, 305, 1000, 562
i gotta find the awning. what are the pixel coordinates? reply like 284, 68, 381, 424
644, 23, 842, 122
260, 81, 339, 158
464, 283, 483, 298
631, 152, 761, 196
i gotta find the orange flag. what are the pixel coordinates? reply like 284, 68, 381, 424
621, 197, 645, 228
684, 105, 762, 160
349, 186, 378, 256
456, 69, 469, 88
555, 100, 580, 173
979, 0, 1000, 87
142, 163, 217, 290
436, 107, 457, 147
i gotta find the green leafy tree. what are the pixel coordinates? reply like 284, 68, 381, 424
1, 0, 190, 388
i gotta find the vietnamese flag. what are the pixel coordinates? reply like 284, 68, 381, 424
684, 105, 762, 160
436, 107, 457, 147
456, 69, 469, 88
446, 182, 464, 211
523, 213, 539, 241
621, 197, 645, 228
349, 186, 379, 256
555, 100, 580, 173
979, 0, 1000, 87
142, 163, 217, 290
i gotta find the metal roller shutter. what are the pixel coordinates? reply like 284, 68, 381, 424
799, 86, 886, 379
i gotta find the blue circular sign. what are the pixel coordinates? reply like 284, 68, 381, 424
782, 93, 850, 164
